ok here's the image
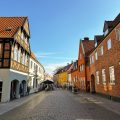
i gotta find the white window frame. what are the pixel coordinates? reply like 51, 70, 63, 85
104, 29, 108, 36
92, 55, 94, 63
107, 39, 112, 50
116, 29, 120, 41
25, 55, 28, 66
109, 66, 115, 85
101, 46, 104, 55
102, 69, 106, 85
96, 71, 99, 84
17, 49, 21, 63
90, 57, 92, 64
21, 32, 25, 40
14, 46, 18, 61
95, 51, 98, 60
22, 53, 25, 65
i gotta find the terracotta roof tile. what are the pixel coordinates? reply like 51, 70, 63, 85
0, 17, 27, 38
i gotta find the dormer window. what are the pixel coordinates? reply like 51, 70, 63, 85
104, 29, 109, 36
95, 42, 97, 47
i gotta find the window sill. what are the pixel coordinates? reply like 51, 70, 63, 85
110, 83, 115, 85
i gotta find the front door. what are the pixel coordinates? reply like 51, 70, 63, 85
91, 75, 96, 93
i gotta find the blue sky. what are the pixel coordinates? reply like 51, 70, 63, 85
1, 0, 120, 74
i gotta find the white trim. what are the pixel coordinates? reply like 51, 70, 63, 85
81, 42, 85, 55
10, 69, 28, 76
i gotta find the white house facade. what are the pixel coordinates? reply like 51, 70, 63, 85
28, 53, 45, 93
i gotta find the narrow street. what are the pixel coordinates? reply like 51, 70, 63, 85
0, 90, 120, 120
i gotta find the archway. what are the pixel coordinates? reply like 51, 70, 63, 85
91, 74, 96, 93
10, 80, 19, 100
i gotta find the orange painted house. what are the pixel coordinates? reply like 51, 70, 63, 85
77, 37, 94, 92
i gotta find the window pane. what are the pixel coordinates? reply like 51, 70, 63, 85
5, 43, 10, 50
4, 51, 10, 58
107, 39, 111, 50
3, 59, 9, 67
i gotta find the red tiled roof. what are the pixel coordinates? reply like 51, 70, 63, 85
0, 17, 27, 38
82, 39, 95, 56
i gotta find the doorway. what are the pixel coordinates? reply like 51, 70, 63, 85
91, 75, 96, 93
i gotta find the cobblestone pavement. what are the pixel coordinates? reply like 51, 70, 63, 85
0, 89, 120, 120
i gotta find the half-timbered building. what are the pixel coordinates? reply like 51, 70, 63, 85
0, 17, 31, 102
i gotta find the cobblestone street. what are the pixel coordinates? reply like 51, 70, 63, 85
0, 90, 120, 120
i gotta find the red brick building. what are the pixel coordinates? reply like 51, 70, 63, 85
78, 37, 94, 92
89, 13, 120, 100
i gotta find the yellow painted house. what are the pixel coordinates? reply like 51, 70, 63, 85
58, 71, 68, 86
55, 64, 73, 86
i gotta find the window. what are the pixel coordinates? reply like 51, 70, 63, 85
101, 46, 104, 55
102, 69, 106, 85
104, 29, 108, 36
21, 33, 25, 40
107, 39, 112, 50
82, 64, 84, 71
96, 71, 99, 84
90, 57, 92, 64
117, 29, 120, 41
95, 42, 97, 47
95, 52, 98, 60
22, 53, 25, 64
34, 63, 36, 71
109, 66, 115, 85
18, 49, 21, 63
14, 46, 18, 61
80, 64, 84, 71
5, 43, 10, 50
31, 61, 33, 69
25, 55, 28, 66
92, 56, 94, 63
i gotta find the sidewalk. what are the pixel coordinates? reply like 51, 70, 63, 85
0, 91, 44, 115
77, 92, 120, 115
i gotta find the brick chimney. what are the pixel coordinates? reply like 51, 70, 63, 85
84, 37, 89, 41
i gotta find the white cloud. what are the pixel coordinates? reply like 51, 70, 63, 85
44, 62, 69, 75
35, 52, 63, 58
35, 52, 76, 60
